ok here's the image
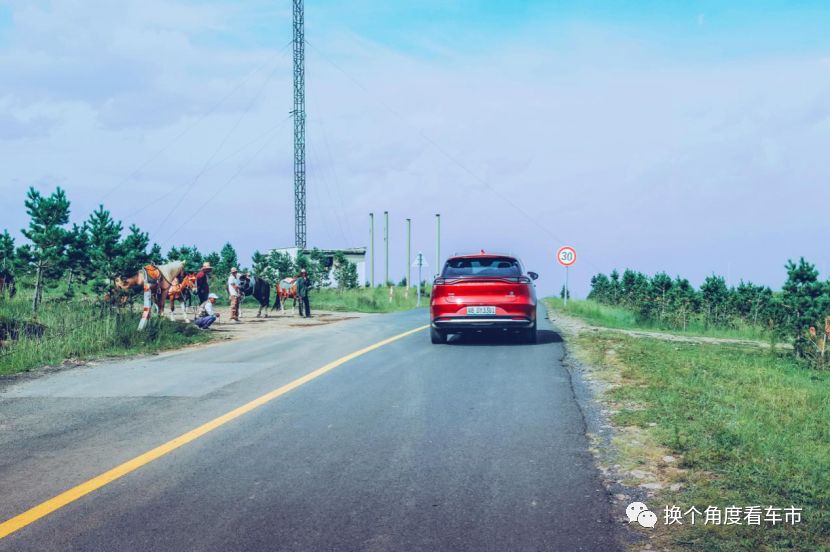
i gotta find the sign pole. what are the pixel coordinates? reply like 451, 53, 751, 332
412, 252, 428, 308
556, 245, 577, 307
564, 265, 569, 307
416, 253, 423, 308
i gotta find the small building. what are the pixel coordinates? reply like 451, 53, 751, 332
271, 246, 367, 288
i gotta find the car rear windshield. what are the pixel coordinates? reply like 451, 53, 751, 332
442, 257, 521, 278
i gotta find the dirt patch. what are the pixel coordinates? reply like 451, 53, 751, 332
160, 305, 367, 345
549, 306, 783, 350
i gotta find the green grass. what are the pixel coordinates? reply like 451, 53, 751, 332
576, 332, 830, 551
546, 297, 770, 341
0, 297, 211, 376
313, 286, 427, 313
259, 286, 427, 313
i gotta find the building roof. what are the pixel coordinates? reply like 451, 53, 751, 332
270, 246, 367, 256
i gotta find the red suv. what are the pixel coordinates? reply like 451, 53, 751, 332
430, 252, 538, 344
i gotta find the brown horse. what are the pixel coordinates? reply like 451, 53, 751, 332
167, 273, 197, 316
116, 261, 185, 328
276, 277, 298, 312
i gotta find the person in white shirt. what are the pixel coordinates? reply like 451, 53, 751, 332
227, 267, 241, 322
194, 293, 219, 329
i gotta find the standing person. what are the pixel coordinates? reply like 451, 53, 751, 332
228, 267, 241, 323
195, 262, 212, 304
194, 293, 220, 329
297, 269, 311, 318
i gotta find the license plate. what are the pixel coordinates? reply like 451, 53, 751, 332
467, 306, 496, 315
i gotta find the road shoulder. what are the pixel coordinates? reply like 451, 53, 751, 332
547, 305, 673, 551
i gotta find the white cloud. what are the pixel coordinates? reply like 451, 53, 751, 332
1, 2, 828, 295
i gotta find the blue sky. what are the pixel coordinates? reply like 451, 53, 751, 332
1, 1, 829, 295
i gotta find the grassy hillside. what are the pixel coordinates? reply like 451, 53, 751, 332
546, 298, 829, 550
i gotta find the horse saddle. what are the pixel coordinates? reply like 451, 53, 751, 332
144, 265, 161, 283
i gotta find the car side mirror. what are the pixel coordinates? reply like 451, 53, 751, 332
527, 271, 539, 280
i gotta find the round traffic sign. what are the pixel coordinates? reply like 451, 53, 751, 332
557, 246, 576, 267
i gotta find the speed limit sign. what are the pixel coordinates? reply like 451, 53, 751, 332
557, 246, 576, 306
557, 246, 576, 267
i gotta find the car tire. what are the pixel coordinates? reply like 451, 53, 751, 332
523, 321, 537, 344
430, 327, 446, 344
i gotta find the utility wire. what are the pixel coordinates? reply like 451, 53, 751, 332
124, 119, 295, 223
155, 58, 283, 233
99, 43, 291, 204
315, 118, 355, 245
163, 115, 292, 244
305, 144, 338, 248
306, 132, 348, 246
305, 39, 594, 268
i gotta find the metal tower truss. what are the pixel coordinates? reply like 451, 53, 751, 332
292, 0, 307, 249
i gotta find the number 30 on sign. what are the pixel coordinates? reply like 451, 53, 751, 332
557, 246, 576, 267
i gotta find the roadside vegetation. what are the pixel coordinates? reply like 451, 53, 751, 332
547, 298, 768, 341
581, 261, 830, 367
546, 261, 830, 550
1, 186, 418, 375
0, 297, 209, 376
573, 331, 829, 551
239, 284, 430, 314
311, 285, 428, 313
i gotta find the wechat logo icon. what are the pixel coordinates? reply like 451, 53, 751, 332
626, 502, 657, 528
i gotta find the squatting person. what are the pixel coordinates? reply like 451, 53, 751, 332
194, 293, 220, 329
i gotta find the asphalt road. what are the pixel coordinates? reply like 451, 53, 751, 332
0, 305, 620, 551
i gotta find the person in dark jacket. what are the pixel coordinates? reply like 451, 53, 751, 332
297, 269, 311, 318
195, 262, 212, 304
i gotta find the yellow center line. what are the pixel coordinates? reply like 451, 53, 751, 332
0, 324, 429, 540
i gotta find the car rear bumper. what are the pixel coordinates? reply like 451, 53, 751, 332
432, 315, 535, 331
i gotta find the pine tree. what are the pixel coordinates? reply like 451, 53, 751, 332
666, 277, 698, 331
700, 274, 730, 327
64, 223, 91, 296
216, 242, 239, 276
267, 250, 295, 280
115, 225, 150, 276
167, 245, 203, 273
609, 269, 621, 305
203, 251, 220, 269
148, 243, 165, 264
782, 258, 830, 356
21, 187, 71, 310
0, 230, 16, 298
86, 205, 124, 293
0, 230, 15, 271
733, 281, 772, 327
651, 272, 673, 322
588, 273, 612, 303
251, 251, 268, 275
